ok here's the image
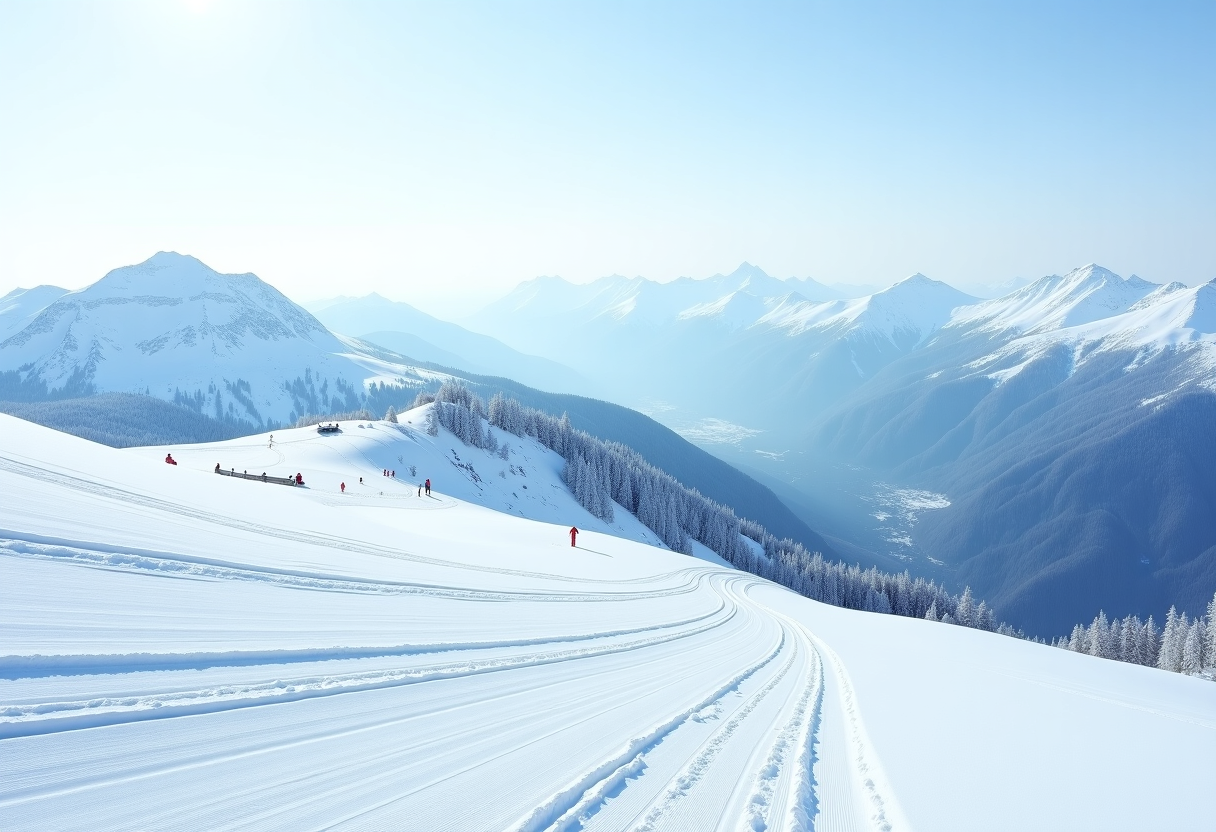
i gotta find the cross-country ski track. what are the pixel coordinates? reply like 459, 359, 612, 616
2, 411, 1214, 831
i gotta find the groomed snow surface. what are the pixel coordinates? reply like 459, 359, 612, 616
3, 410, 1214, 831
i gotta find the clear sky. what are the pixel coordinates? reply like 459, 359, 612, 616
1, 0, 1212, 316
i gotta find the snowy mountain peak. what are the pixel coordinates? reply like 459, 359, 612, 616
757, 274, 975, 347
1006, 277, 1216, 363
949, 264, 1161, 336
0, 254, 430, 425
723, 261, 773, 283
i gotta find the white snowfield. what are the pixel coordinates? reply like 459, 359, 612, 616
3, 411, 1215, 831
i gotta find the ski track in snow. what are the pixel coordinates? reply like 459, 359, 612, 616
0, 418, 914, 831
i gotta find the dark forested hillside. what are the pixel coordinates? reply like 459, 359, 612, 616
444, 372, 833, 555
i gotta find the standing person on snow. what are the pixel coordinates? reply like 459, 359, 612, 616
340, 482, 346, 493
569, 527, 578, 547
425, 478, 431, 496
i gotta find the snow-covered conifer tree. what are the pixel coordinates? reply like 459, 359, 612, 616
1181, 622, 1204, 676
1158, 608, 1183, 672
1087, 612, 1111, 659
1206, 592, 1216, 671
955, 587, 975, 628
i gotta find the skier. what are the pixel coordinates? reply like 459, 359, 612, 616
214, 463, 220, 473
340, 482, 346, 493
295, 473, 304, 485
569, 526, 578, 547
425, 478, 431, 496
164, 453, 177, 465
391, 470, 395, 478
359, 477, 363, 484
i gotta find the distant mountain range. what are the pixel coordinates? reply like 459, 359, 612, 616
305, 293, 590, 394
460, 262, 1216, 635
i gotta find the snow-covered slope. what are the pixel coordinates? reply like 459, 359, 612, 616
0, 285, 69, 340
0, 253, 442, 424
3, 415, 1214, 830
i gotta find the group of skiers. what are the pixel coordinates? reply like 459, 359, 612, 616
341, 476, 431, 496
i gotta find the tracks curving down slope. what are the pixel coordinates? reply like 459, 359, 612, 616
0, 421, 908, 831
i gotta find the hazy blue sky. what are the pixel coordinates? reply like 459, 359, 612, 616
1, 0, 1212, 315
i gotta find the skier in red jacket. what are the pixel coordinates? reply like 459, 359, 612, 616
340, 482, 346, 493
164, 454, 177, 465
570, 527, 578, 547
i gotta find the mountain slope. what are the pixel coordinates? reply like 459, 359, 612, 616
309, 293, 590, 394
3, 414, 1213, 830
0, 285, 69, 340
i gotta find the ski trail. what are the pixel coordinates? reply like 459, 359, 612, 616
625, 634, 799, 831
802, 633, 911, 832
782, 641, 825, 832
1, 616, 767, 821
735, 622, 823, 832
0, 593, 724, 678
508, 625, 788, 832
0, 621, 746, 739
1, 585, 750, 739
0, 535, 710, 602
735, 588, 907, 832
